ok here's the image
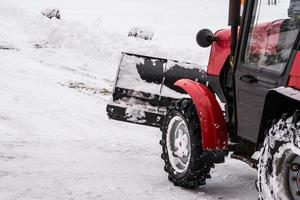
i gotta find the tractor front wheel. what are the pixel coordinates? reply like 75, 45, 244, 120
258, 111, 300, 200
160, 98, 213, 189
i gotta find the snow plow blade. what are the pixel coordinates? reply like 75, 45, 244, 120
106, 52, 207, 127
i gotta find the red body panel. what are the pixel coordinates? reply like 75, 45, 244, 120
207, 29, 231, 76
206, 20, 283, 76
175, 79, 228, 151
288, 51, 300, 90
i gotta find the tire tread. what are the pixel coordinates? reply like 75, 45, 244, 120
161, 98, 213, 189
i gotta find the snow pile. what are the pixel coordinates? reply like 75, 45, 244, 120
0, 4, 209, 92
1, 7, 184, 55
41, 8, 61, 19
128, 26, 154, 40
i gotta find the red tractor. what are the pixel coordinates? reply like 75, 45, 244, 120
107, 0, 300, 199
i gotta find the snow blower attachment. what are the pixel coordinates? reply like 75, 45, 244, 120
106, 52, 207, 127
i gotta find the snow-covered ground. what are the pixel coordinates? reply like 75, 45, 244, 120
0, 1, 257, 199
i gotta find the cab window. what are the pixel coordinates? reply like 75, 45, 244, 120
244, 0, 300, 74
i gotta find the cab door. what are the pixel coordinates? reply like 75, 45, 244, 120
234, 0, 299, 142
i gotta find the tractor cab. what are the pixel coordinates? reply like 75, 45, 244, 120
196, 0, 300, 144
233, 0, 300, 143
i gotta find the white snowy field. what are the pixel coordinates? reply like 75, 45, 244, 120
0, 1, 257, 199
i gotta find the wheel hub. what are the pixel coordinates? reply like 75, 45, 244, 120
173, 129, 189, 158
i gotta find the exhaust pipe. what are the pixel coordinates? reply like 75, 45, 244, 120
228, 0, 241, 59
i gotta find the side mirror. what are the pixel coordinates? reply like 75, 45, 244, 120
196, 29, 218, 48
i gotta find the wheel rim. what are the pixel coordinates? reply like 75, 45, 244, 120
285, 152, 300, 200
166, 115, 191, 174
273, 149, 300, 200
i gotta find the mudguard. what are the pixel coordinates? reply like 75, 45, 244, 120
175, 79, 228, 151
257, 87, 300, 147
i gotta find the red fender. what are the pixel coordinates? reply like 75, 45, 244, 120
175, 79, 228, 151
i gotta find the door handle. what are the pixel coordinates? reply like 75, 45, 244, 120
240, 75, 257, 84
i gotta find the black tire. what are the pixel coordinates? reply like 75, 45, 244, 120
160, 98, 213, 189
258, 110, 300, 200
